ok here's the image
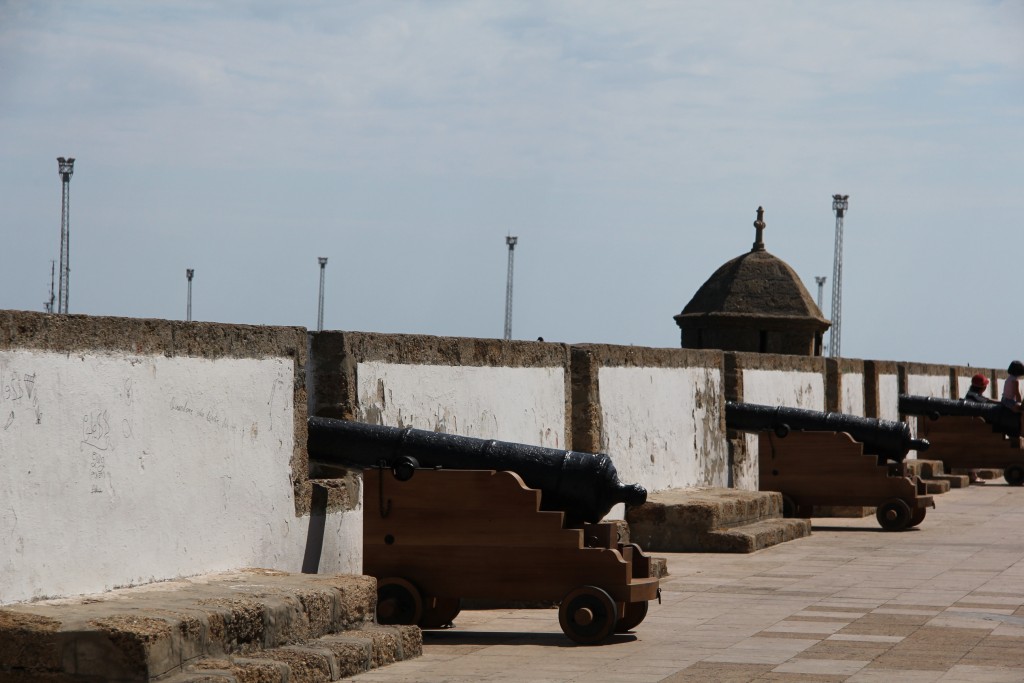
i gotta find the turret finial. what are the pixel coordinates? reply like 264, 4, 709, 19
752, 206, 766, 252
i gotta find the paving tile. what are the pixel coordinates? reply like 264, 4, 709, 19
826, 633, 903, 643
772, 657, 870, 675
847, 667, 943, 681
764, 621, 847, 635
791, 610, 866, 620
936, 664, 1024, 682
660, 662, 776, 682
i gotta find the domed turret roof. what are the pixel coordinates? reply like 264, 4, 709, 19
677, 207, 828, 324
681, 250, 826, 320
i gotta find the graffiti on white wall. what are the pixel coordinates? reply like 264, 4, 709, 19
0, 350, 360, 606
355, 361, 566, 448
841, 373, 865, 416
598, 366, 727, 498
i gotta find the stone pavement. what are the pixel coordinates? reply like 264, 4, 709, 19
348, 481, 1024, 682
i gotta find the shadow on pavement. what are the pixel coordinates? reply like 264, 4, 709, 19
422, 630, 637, 647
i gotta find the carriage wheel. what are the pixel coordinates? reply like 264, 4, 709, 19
376, 577, 423, 625
1004, 465, 1024, 487
558, 586, 618, 645
876, 499, 912, 531
908, 507, 927, 527
615, 600, 649, 633
781, 495, 797, 518
419, 596, 461, 629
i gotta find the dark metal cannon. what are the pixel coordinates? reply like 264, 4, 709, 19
898, 394, 1020, 437
725, 402, 929, 464
307, 416, 646, 524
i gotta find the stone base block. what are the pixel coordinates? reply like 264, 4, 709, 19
626, 488, 811, 553
0, 569, 420, 683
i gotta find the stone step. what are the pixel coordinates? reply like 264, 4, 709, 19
161, 624, 421, 683
930, 473, 971, 489
951, 468, 1004, 484
904, 460, 957, 493
626, 488, 811, 553
704, 518, 813, 553
905, 459, 948, 478
0, 569, 421, 682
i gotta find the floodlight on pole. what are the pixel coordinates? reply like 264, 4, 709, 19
814, 276, 826, 311
56, 156, 75, 314
503, 236, 518, 340
45, 260, 56, 313
186, 269, 194, 322
317, 257, 328, 332
828, 194, 849, 358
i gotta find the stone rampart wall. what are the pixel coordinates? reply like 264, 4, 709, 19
0, 311, 360, 605
0, 309, 1004, 603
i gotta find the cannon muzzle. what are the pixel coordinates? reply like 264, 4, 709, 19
308, 417, 646, 524
725, 402, 928, 463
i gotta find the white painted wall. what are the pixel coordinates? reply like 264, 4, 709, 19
841, 372, 865, 416
907, 374, 951, 399
598, 366, 727, 517
0, 350, 361, 606
355, 362, 566, 447
878, 374, 900, 422
739, 369, 826, 490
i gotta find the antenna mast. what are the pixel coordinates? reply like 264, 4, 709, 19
503, 236, 518, 340
57, 157, 75, 314
828, 194, 849, 357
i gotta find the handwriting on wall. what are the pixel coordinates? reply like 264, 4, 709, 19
1, 366, 41, 431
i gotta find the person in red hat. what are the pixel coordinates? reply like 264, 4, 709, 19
964, 373, 995, 403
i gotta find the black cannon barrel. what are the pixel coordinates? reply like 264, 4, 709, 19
898, 394, 1019, 436
725, 402, 929, 463
308, 416, 647, 525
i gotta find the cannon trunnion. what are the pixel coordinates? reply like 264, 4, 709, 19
726, 402, 933, 531
899, 394, 1024, 485
308, 417, 659, 645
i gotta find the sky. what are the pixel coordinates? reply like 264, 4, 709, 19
1, 1, 1022, 369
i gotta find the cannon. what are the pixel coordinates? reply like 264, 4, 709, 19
725, 402, 929, 464
308, 417, 659, 645
308, 416, 646, 525
725, 402, 933, 530
898, 394, 1024, 485
898, 395, 1021, 438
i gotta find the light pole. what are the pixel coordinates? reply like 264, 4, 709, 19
317, 257, 328, 332
828, 194, 849, 358
57, 156, 75, 314
503, 236, 518, 340
815, 276, 826, 311
186, 269, 194, 322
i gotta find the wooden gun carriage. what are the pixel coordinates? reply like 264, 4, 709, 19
308, 417, 660, 645
899, 395, 1024, 485
726, 403, 934, 531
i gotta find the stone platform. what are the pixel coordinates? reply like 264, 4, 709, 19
0, 569, 421, 682
905, 458, 969, 492
625, 488, 811, 553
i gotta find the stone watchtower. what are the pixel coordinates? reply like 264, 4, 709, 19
674, 207, 830, 356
